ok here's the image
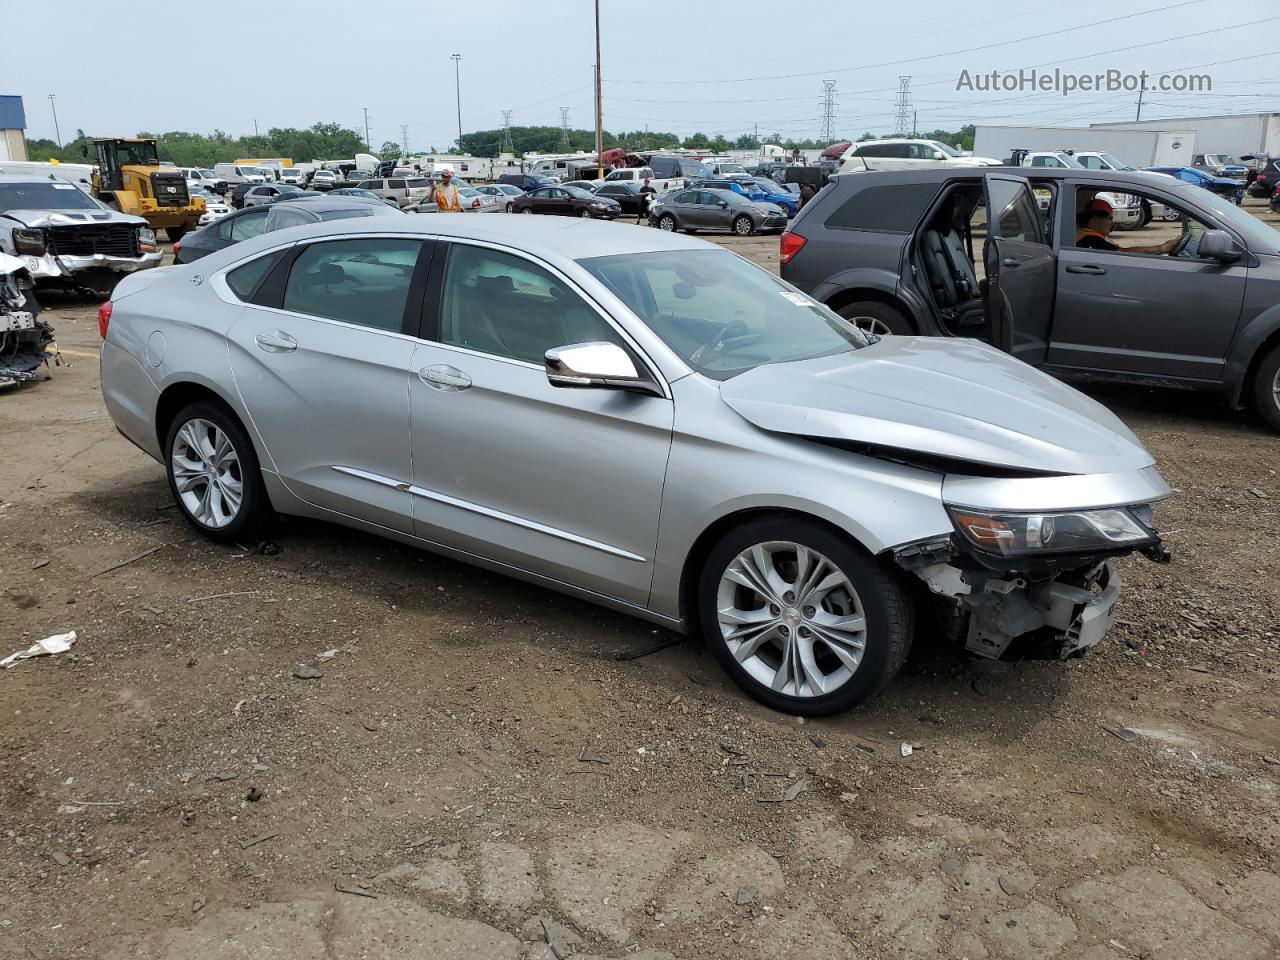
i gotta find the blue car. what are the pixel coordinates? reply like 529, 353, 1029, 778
1145, 166, 1245, 205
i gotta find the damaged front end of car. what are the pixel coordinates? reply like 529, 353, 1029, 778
894, 472, 1172, 661
0, 252, 57, 388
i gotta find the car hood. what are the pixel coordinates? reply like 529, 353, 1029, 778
718, 337, 1155, 476
2, 207, 146, 228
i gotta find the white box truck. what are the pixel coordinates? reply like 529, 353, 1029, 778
1091, 113, 1280, 162
973, 125, 1196, 169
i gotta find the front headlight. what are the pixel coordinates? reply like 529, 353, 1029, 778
138, 227, 158, 253
13, 227, 46, 256
948, 505, 1155, 556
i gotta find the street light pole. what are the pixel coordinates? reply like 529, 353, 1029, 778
451, 54, 463, 151
48, 94, 61, 149
594, 0, 603, 179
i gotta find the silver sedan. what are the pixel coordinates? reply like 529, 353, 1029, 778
99, 217, 1170, 715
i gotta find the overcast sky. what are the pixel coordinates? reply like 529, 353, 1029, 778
3, 0, 1276, 150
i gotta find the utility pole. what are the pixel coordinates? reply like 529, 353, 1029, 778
253, 118, 260, 136
913, 109, 917, 137
500, 110, 514, 155
401, 124, 410, 156
1135, 83, 1145, 122
47, 94, 61, 148
819, 80, 837, 143
362, 107, 370, 149
893, 76, 912, 137
451, 54, 463, 151
594, 0, 604, 179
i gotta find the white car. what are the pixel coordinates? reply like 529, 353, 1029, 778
475, 184, 526, 212
309, 170, 338, 191
458, 187, 500, 213
838, 139, 1000, 174
197, 195, 231, 225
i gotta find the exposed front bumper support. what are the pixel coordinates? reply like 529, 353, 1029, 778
915, 560, 1121, 660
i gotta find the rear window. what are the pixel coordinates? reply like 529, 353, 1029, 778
226, 251, 282, 301
824, 182, 939, 234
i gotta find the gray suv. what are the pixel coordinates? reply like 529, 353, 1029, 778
781, 167, 1280, 430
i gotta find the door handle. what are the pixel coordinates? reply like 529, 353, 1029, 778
255, 331, 297, 352
419, 364, 472, 390
1065, 264, 1107, 275
1001, 257, 1021, 268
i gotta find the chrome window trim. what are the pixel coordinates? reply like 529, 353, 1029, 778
331, 466, 647, 562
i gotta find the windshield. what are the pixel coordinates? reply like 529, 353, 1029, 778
712, 190, 751, 205
579, 250, 867, 379
114, 141, 160, 165
0, 181, 100, 213
717, 162, 746, 173
929, 141, 961, 158
200, 169, 217, 178
1100, 153, 1133, 170
1197, 189, 1280, 254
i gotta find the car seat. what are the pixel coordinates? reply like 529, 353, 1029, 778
919, 199, 986, 333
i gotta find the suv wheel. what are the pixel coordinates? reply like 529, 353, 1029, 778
697, 517, 913, 716
165, 401, 270, 541
836, 300, 915, 336
1252, 341, 1280, 432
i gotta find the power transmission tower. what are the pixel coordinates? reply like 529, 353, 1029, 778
401, 124, 409, 155
558, 107, 571, 151
818, 80, 837, 143
893, 76, 912, 136
500, 110, 514, 154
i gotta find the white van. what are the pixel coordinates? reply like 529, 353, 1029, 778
213, 163, 267, 185
602, 167, 655, 186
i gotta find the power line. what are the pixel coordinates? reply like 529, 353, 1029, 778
605, 0, 1212, 85
819, 80, 837, 143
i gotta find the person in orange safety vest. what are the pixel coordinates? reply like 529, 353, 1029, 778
1075, 197, 1178, 254
433, 169, 462, 212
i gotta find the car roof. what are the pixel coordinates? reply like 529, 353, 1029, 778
0, 174, 79, 186
199, 209, 714, 271
835, 167, 1197, 188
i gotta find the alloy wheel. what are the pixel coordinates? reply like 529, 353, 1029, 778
716, 541, 867, 698
733, 216, 753, 236
848, 316, 892, 336
170, 418, 243, 529
659, 216, 675, 231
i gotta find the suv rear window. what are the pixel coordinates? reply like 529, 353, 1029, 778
824, 183, 939, 234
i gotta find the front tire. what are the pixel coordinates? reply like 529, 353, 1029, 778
1252, 341, 1280, 432
732, 215, 754, 236
836, 300, 915, 336
579, 207, 592, 218
165, 401, 270, 542
697, 516, 913, 716
521, 207, 534, 214
505, 201, 513, 212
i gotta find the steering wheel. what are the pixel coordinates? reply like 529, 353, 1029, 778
691, 319, 750, 363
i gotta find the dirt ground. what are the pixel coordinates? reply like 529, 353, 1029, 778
1, 200, 1279, 960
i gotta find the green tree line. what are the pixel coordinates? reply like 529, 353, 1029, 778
24, 123, 371, 168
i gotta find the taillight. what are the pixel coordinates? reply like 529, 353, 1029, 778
472, 198, 481, 208
97, 301, 113, 339
172, 241, 181, 257
779, 232, 807, 266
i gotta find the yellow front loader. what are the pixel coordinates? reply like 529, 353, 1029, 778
85, 138, 203, 241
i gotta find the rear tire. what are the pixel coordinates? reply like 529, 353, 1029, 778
521, 207, 534, 214
836, 300, 915, 336
1252, 341, 1280, 432
164, 401, 270, 542
697, 516, 914, 716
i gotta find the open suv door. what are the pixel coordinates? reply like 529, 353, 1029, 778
981, 173, 1057, 366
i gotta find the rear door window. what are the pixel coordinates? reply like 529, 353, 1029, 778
282, 238, 422, 332
389, 179, 407, 190
987, 178, 1044, 243
824, 183, 939, 233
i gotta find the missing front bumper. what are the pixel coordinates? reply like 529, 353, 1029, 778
915, 559, 1122, 660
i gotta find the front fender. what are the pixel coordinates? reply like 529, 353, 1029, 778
1224, 302, 1280, 406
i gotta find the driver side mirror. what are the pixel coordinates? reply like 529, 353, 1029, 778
545, 342, 661, 397
718, 201, 728, 208
1197, 229, 1241, 264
